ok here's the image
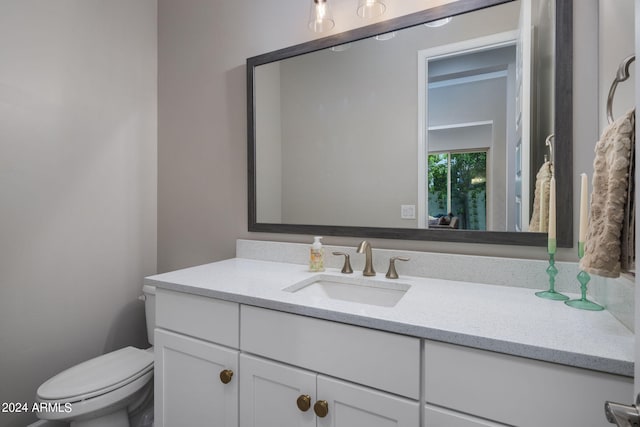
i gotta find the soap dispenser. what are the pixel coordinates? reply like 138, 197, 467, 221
309, 236, 325, 272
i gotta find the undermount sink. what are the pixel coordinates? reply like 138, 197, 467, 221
283, 274, 410, 307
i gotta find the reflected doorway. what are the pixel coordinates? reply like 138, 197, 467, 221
417, 32, 520, 231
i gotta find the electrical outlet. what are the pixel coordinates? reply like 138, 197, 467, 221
401, 204, 416, 220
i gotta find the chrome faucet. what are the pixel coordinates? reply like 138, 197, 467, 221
605, 395, 640, 426
356, 240, 375, 276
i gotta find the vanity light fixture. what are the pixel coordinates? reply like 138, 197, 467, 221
424, 17, 453, 27
331, 43, 353, 52
357, 0, 386, 18
374, 31, 396, 41
308, 0, 335, 33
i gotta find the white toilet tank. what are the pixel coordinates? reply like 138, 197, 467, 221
142, 284, 156, 345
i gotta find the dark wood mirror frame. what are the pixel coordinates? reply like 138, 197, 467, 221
247, 0, 572, 247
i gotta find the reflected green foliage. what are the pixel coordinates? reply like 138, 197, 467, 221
428, 151, 487, 230
428, 154, 448, 213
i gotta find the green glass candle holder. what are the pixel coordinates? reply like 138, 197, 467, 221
565, 243, 604, 311
536, 252, 569, 300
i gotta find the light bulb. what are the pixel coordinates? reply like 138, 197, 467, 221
357, 0, 386, 18
308, 0, 335, 33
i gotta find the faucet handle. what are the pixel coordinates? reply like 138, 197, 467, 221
332, 252, 353, 274
386, 256, 410, 279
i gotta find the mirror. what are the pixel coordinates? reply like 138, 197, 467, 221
248, 0, 572, 247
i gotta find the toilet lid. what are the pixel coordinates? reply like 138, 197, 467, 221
37, 347, 153, 401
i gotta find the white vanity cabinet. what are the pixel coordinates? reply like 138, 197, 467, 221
154, 289, 240, 427
151, 285, 633, 427
240, 305, 421, 427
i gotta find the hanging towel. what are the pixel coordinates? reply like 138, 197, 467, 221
621, 118, 635, 273
580, 108, 635, 278
528, 161, 552, 232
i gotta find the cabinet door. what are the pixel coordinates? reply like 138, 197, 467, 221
155, 329, 238, 427
240, 354, 316, 427
317, 375, 419, 427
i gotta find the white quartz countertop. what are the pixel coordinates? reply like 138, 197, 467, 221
145, 258, 634, 377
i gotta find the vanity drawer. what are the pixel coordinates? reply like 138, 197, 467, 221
156, 288, 239, 348
240, 305, 420, 399
424, 340, 632, 427
425, 404, 508, 427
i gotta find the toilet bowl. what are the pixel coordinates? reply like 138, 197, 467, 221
35, 285, 156, 427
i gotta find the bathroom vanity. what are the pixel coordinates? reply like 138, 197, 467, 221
146, 244, 633, 427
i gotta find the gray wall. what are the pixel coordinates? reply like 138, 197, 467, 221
255, 62, 283, 223
532, 0, 555, 177
599, 0, 635, 132
278, 37, 423, 229
0, 1, 157, 426
589, 0, 636, 317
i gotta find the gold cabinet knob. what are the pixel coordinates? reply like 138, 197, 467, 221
219, 369, 233, 384
296, 394, 311, 412
314, 400, 329, 418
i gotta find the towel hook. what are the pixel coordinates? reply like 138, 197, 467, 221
545, 134, 555, 177
607, 55, 635, 124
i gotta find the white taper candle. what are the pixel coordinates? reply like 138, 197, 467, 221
548, 176, 556, 249
539, 177, 546, 232
579, 173, 588, 243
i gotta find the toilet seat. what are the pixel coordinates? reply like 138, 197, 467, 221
37, 346, 153, 403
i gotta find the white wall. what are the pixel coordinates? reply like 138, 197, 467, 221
587, 0, 636, 327
0, 1, 157, 426
599, 0, 635, 131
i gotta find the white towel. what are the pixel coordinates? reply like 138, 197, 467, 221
528, 161, 552, 232
580, 108, 635, 278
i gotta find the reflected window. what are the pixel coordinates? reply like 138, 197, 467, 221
428, 150, 487, 230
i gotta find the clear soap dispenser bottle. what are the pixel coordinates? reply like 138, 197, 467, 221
309, 236, 325, 272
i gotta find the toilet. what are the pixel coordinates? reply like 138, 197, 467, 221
35, 285, 156, 427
